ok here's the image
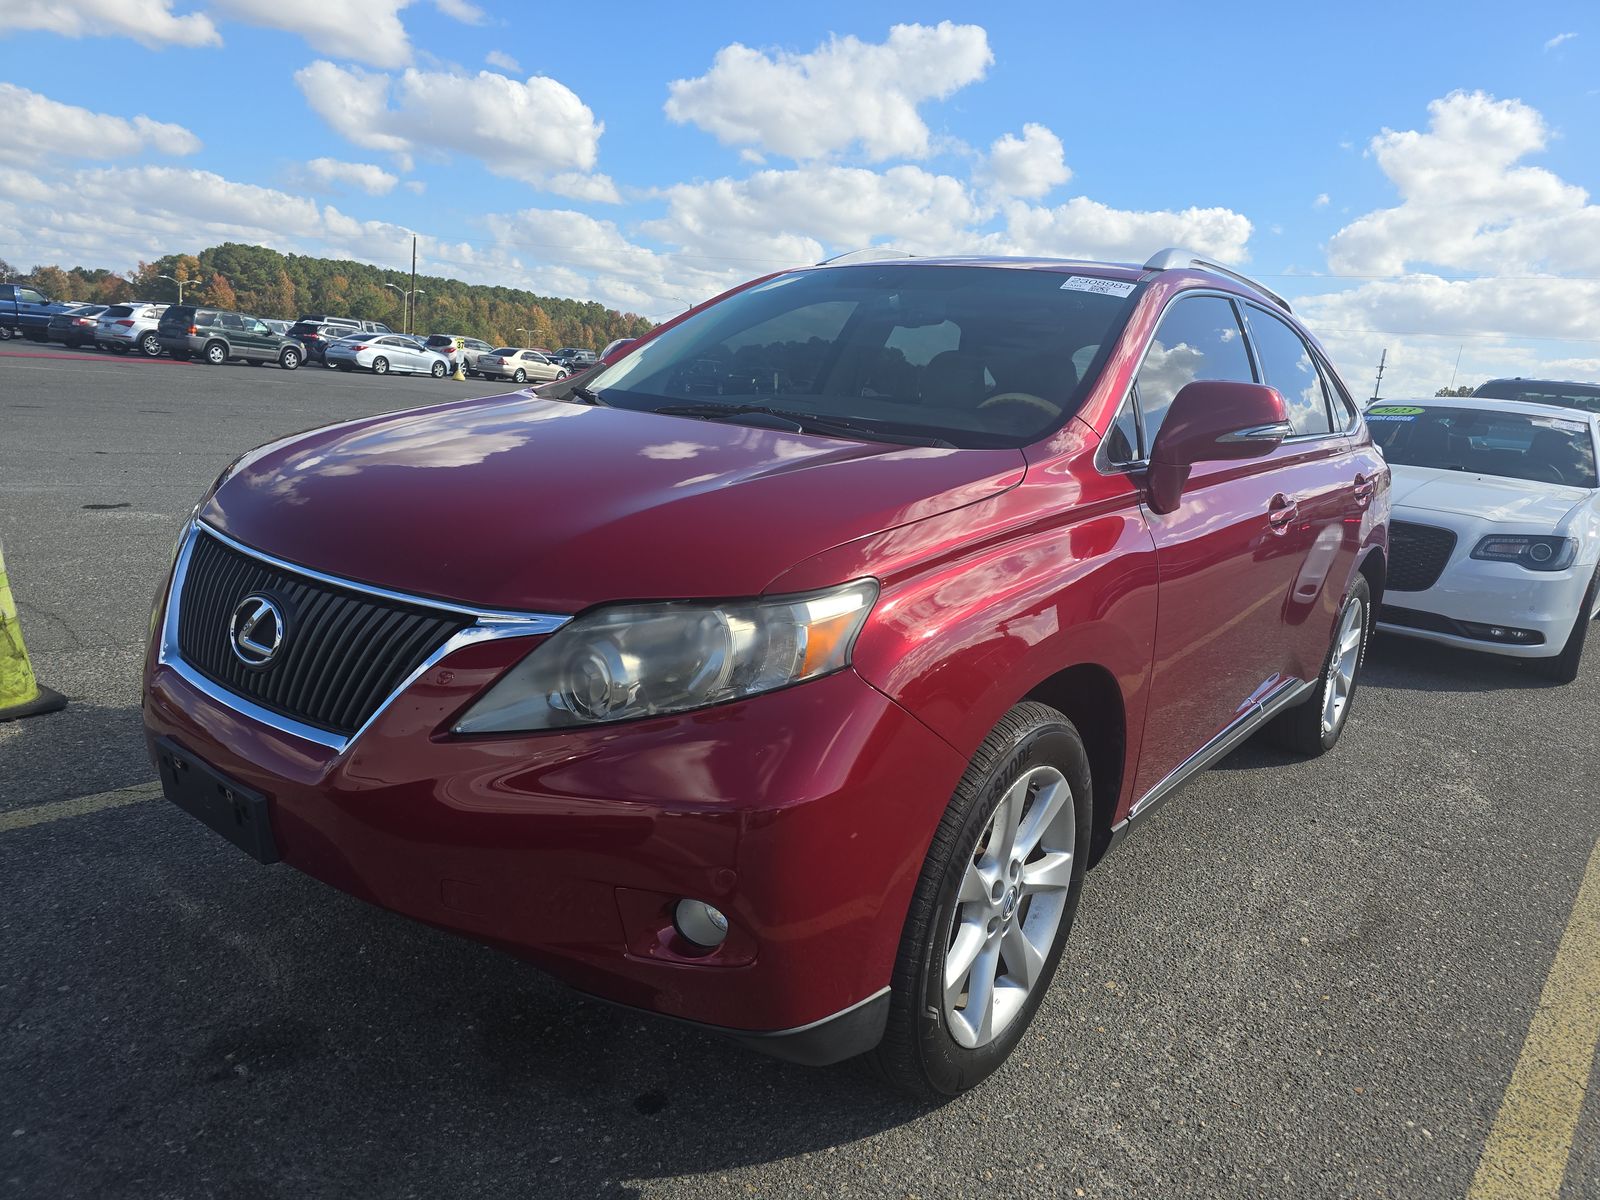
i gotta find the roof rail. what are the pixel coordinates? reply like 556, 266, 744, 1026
1142, 247, 1291, 313
818, 246, 917, 266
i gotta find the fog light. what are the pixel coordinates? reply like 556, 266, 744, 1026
673, 899, 729, 948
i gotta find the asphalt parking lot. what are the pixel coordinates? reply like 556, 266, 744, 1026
2, 345, 1596, 1199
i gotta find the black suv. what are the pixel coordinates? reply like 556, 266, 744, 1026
158, 306, 306, 368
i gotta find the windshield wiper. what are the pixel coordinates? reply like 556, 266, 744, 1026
652, 403, 954, 447
567, 384, 606, 406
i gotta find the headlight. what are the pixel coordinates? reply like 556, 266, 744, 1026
452, 579, 879, 733
1470, 534, 1578, 571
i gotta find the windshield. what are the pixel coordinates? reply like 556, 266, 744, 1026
1369, 404, 1598, 488
1472, 379, 1600, 414
586, 265, 1139, 448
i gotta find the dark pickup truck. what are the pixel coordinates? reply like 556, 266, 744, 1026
0, 283, 71, 340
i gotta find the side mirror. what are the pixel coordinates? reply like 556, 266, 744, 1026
1145, 381, 1291, 514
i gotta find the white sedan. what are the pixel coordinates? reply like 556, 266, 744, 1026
1368, 395, 1600, 681
324, 333, 450, 377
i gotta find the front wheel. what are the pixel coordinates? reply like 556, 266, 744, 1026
874, 702, 1091, 1098
556, 369, 570, 380
279, 347, 300, 370
1535, 568, 1599, 684
1268, 575, 1371, 755
371, 356, 389, 375
431, 360, 447, 378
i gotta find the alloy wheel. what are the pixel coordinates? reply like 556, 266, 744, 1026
943, 764, 1076, 1049
1321, 597, 1366, 736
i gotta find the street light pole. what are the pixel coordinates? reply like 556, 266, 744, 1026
157, 274, 189, 304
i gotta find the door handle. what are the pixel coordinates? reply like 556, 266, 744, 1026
1267, 493, 1299, 530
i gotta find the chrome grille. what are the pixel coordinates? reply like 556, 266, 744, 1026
175, 530, 468, 735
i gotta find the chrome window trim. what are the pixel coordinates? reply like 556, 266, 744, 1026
156, 521, 570, 754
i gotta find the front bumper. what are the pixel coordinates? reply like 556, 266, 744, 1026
143, 615, 962, 1057
1377, 554, 1591, 658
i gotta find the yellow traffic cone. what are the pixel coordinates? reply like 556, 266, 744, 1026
452, 356, 467, 382
0, 542, 68, 721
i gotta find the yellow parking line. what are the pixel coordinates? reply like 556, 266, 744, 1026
1469, 837, 1600, 1200
0, 781, 161, 833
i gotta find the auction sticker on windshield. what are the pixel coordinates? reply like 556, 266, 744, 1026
1367, 406, 1424, 421
1059, 276, 1137, 297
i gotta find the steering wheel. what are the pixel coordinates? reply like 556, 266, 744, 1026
976, 391, 1063, 420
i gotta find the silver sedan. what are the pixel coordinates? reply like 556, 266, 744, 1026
476, 347, 568, 384
324, 333, 451, 377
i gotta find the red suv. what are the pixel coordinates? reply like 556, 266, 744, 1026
144, 249, 1389, 1096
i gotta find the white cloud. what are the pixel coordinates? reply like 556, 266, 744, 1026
1544, 32, 1578, 51
212, 0, 414, 68
0, 85, 200, 165
1326, 90, 1599, 277
665, 22, 993, 161
304, 157, 399, 195
435, 0, 486, 23
5, 0, 219, 47
296, 62, 608, 194
999, 197, 1253, 264
1314, 192, 1330, 207
544, 172, 621, 204
647, 164, 981, 265
485, 50, 520, 72
983, 124, 1071, 199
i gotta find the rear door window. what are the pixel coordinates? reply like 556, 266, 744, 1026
1244, 306, 1334, 437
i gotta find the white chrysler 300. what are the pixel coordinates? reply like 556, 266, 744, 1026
1367, 395, 1600, 682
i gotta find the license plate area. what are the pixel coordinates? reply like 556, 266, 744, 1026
156, 737, 280, 864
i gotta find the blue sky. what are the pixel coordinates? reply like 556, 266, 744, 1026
2, 1, 1598, 394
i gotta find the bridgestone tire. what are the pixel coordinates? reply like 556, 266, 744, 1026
873, 701, 1091, 1099
1267, 575, 1371, 756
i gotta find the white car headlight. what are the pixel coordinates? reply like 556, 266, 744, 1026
452, 580, 879, 733
1470, 534, 1578, 572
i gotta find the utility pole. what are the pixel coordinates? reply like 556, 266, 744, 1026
1371, 349, 1387, 402
409, 236, 417, 336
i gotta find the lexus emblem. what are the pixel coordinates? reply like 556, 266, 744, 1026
229, 594, 285, 667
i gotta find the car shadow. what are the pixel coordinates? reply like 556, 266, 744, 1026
1362, 631, 1560, 694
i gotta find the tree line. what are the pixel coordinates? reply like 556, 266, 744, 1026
1, 243, 655, 352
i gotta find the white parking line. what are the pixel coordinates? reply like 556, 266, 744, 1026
0, 781, 161, 833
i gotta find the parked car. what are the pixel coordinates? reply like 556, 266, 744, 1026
324, 332, 449, 376
296, 314, 393, 336
143, 249, 1387, 1097
1472, 376, 1600, 415
552, 346, 597, 369
423, 334, 494, 375
599, 337, 635, 361
476, 346, 567, 383
262, 319, 292, 336
0, 282, 71, 341
156, 306, 306, 369
286, 321, 340, 365
46, 303, 108, 348
1368, 395, 1599, 681
95, 303, 168, 356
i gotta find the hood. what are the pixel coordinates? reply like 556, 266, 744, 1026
203, 393, 1025, 612
1389, 464, 1588, 528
